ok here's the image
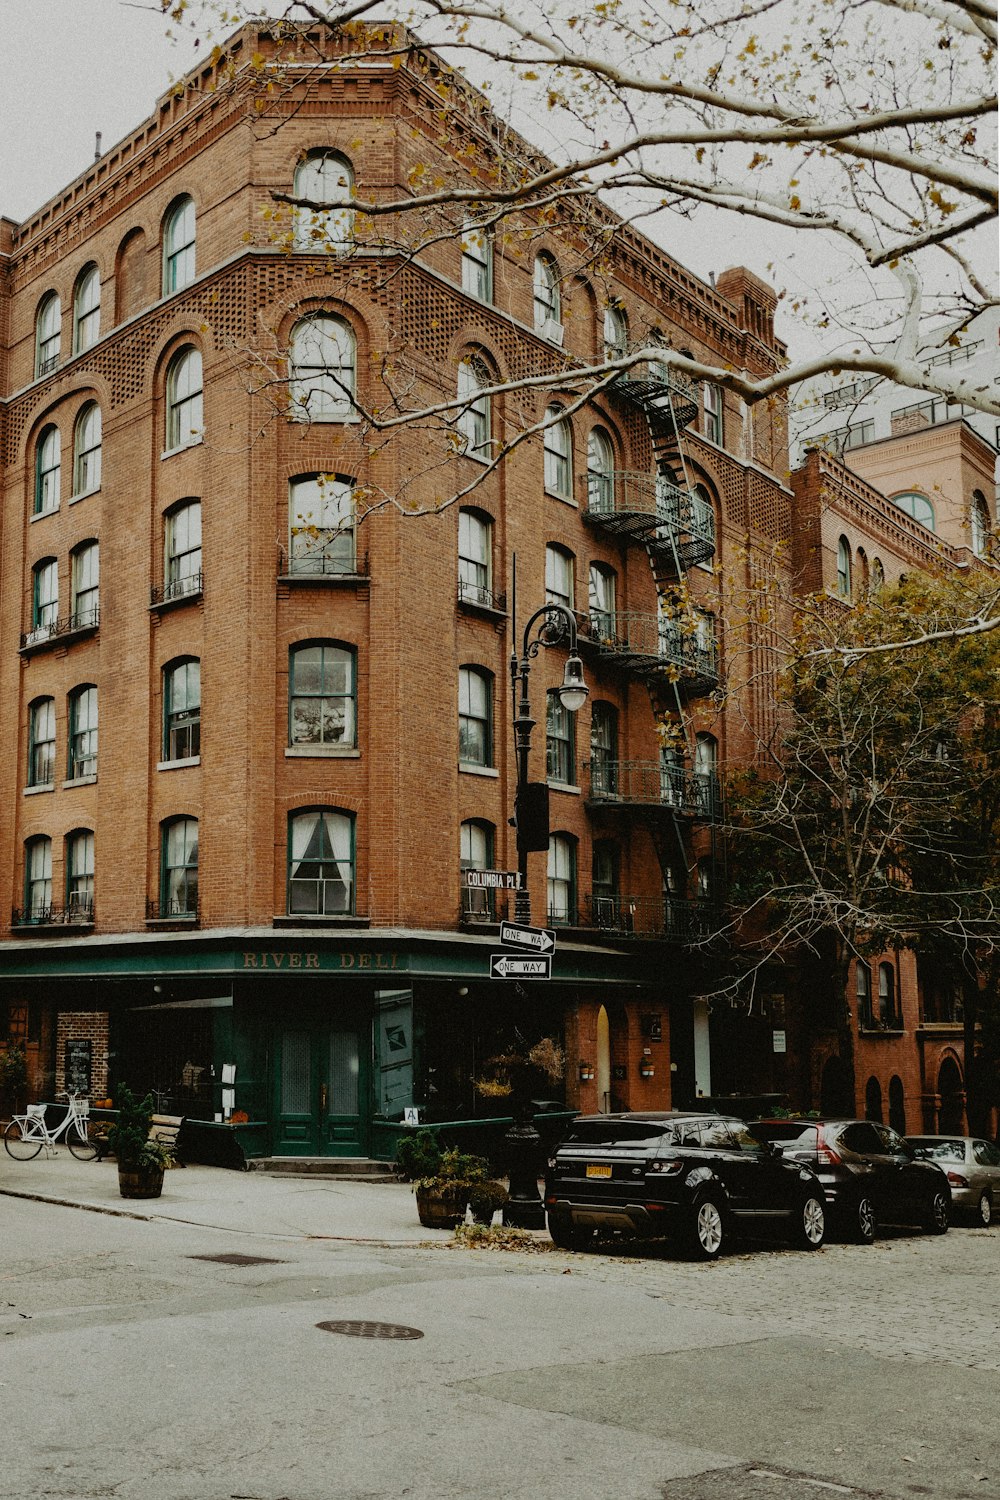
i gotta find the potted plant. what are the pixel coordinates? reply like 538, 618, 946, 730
0, 1043, 28, 1115
468, 1179, 510, 1225
395, 1128, 444, 1181
414, 1146, 491, 1229
107, 1085, 174, 1199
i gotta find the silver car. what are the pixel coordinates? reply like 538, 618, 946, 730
906, 1136, 1000, 1227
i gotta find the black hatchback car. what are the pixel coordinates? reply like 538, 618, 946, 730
753, 1118, 951, 1242
544, 1111, 827, 1259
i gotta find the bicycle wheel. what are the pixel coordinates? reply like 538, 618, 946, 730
66, 1119, 98, 1161
4, 1118, 44, 1161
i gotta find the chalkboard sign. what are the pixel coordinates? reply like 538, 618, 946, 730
65, 1039, 92, 1095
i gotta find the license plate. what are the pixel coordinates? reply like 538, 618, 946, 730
586, 1164, 612, 1179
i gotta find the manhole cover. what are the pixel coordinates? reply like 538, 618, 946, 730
190, 1253, 285, 1266
316, 1319, 424, 1340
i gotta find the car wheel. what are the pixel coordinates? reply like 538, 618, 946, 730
924, 1189, 950, 1235
546, 1214, 591, 1251
794, 1194, 826, 1251
689, 1194, 726, 1260
851, 1194, 876, 1244
972, 1191, 993, 1228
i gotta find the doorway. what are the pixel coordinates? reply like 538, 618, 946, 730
274, 1018, 369, 1156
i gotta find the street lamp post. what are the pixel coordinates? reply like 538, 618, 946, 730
503, 601, 588, 1230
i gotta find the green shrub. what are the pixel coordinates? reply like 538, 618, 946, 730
395, 1128, 443, 1180
107, 1085, 173, 1171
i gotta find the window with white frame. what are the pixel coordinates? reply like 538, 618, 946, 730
73, 264, 101, 352
292, 152, 354, 252
545, 544, 574, 611
165, 501, 202, 598
289, 642, 357, 749
589, 700, 618, 797
836, 536, 852, 599
163, 196, 196, 293
25, 837, 52, 919
34, 425, 61, 515
289, 314, 356, 421
165, 346, 204, 450
461, 221, 492, 302
533, 253, 562, 339
603, 303, 627, 360
288, 808, 355, 915
66, 830, 95, 919
459, 666, 493, 767
458, 509, 493, 607
32, 558, 59, 637
891, 491, 935, 531
28, 697, 56, 787
73, 403, 102, 494
878, 962, 896, 1025
971, 490, 991, 557
35, 293, 61, 377
588, 562, 616, 638
547, 833, 577, 925
68, 685, 98, 779
160, 817, 199, 918
163, 659, 200, 761
694, 732, 718, 815
460, 819, 495, 918
546, 691, 575, 784
703, 382, 723, 445
586, 428, 614, 513
289, 474, 356, 575
457, 357, 491, 460
70, 542, 99, 629
543, 407, 573, 497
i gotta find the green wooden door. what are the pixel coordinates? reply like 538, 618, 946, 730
275, 1022, 368, 1157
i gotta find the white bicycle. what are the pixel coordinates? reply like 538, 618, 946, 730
4, 1091, 98, 1161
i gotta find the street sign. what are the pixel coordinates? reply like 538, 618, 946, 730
489, 954, 552, 980
462, 869, 522, 891
500, 921, 556, 954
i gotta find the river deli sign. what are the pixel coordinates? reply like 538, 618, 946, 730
241, 950, 404, 972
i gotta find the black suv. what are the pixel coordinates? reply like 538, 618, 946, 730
544, 1111, 827, 1259
753, 1118, 951, 1242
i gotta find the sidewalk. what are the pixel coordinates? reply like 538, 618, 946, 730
0, 1148, 456, 1244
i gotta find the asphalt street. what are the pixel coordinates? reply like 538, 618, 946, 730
1, 1161, 997, 1500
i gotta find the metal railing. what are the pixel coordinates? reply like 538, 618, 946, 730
146, 898, 199, 921
279, 548, 369, 579
587, 893, 720, 941
586, 760, 719, 819
150, 572, 203, 607
12, 902, 94, 927
585, 470, 715, 543
20, 607, 100, 651
458, 578, 507, 612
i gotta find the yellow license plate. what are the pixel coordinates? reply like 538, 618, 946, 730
586, 1164, 612, 1179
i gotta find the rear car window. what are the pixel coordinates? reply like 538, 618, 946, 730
563, 1120, 677, 1151
912, 1139, 965, 1163
753, 1123, 818, 1149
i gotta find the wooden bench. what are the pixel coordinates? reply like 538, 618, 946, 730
150, 1114, 186, 1164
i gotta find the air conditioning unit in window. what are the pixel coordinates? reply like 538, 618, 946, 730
541, 317, 565, 345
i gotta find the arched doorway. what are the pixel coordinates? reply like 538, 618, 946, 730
937, 1056, 965, 1133
888, 1075, 905, 1135
820, 1054, 853, 1116
864, 1075, 883, 1123
596, 1005, 611, 1114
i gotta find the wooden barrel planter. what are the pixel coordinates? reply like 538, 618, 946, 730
118, 1166, 165, 1199
415, 1184, 468, 1229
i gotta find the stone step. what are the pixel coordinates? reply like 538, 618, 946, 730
249, 1157, 398, 1180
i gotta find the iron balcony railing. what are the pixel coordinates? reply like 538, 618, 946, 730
20, 606, 100, 652
150, 572, 203, 607
279, 548, 369, 580
146, 898, 199, 921
588, 893, 720, 941
458, 578, 507, 613
619, 365, 699, 412
585, 470, 715, 550
12, 901, 94, 928
580, 610, 720, 689
586, 759, 720, 820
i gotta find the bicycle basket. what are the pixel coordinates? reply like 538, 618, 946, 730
27, 1104, 46, 1119
77, 1100, 90, 1118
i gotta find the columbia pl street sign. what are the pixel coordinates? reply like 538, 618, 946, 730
489, 954, 552, 980
500, 921, 556, 954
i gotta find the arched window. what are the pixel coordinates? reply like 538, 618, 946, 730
878, 962, 896, 1026
73, 264, 101, 352
66, 830, 95, 920
586, 428, 614, 513
461, 220, 492, 302
35, 293, 61, 377
892, 491, 935, 531
603, 303, 627, 361
533, 252, 562, 339
460, 819, 495, 918
292, 152, 354, 252
163, 196, 196, 293
459, 666, 493, 767
546, 691, 575, 785
545, 544, 574, 610
24, 836, 52, 921
28, 697, 56, 787
703, 382, 723, 446
588, 562, 616, 638
457, 357, 491, 460
870, 556, 885, 594
70, 541, 99, 629
164, 500, 202, 599
888, 1075, 906, 1135
692, 482, 717, 563
589, 701, 618, 797
288, 314, 356, 421
289, 642, 357, 749
856, 547, 869, 597
547, 833, 577, 925
836, 536, 852, 599
116, 227, 147, 322
160, 817, 199, 918
856, 960, 872, 1028
165, 346, 203, 450
864, 1075, 883, 1124
971, 490, 991, 557
163, 659, 200, 762
543, 407, 573, 497
34, 425, 61, 515
288, 808, 355, 915
288, 474, 356, 576
458, 509, 494, 607
68, 685, 98, 779
31, 558, 59, 639
73, 402, 102, 494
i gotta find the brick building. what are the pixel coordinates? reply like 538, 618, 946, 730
0, 21, 800, 1157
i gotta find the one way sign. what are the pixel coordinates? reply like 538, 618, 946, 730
500, 921, 556, 954
489, 954, 552, 980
